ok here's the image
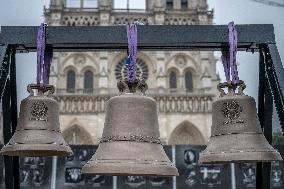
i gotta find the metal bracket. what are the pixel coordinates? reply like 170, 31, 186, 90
263, 44, 284, 134
0, 45, 11, 102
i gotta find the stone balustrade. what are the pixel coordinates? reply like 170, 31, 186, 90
54, 94, 213, 114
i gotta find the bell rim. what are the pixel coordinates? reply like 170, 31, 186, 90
198, 150, 283, 164
0, 144, 72, 157
81, 162, 179, 176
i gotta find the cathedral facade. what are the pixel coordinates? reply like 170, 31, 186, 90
44, 0, 219, 145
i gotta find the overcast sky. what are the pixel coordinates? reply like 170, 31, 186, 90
0, 0, 284, 129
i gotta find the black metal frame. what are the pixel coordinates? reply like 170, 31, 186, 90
0, 25, 283, 189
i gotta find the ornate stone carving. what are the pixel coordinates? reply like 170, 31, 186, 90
165, 17, 196, 25
175, 56, 187, 68
55, 95, 213, 114
112, 16, 149, 25
74, 55, 86, 65
62, 15, 100, 26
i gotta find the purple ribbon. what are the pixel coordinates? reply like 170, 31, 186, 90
127, 24, 137, 83
37, 23, 53, 86
221, 22, 239, 85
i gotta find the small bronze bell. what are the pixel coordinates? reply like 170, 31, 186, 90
199, 81, 282, 164
82, 79, 179, 176
0, 84, 72, 157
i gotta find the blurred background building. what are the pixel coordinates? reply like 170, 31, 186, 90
44, 0, 220, 145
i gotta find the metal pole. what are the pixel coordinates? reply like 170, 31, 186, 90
230, 163, 236, 189
112, 176, 117, 189
10, 47, 20, 189
3, 80, 13, 189
51, 156, 58, 189
2, 47, 14, 189
0, 45, 9, 102
172, 145, 176, 189
256, 48, 265, 189
265, 44, 284, 132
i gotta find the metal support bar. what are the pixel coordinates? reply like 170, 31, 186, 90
264, 44, 284, 133
3, 77, 13, 189
2, 47, 13, 189
0, 45, 9, 101
0, 25, 275, 51
261, 86, 273, 189
259, 54, 274, 189
256, 49, 265, 189
1, 47, 19, 189
10, 47, 20, 189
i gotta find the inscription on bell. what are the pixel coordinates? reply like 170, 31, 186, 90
30, 102, 48, 121
222, 100, 244, 125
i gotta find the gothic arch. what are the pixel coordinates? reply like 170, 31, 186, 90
165, 52, 199, 72
63, 65, 79, 75
62, 125, 93, 145
60, 53, 99, 75
80, 65, 97, 76
168, 121, 205, 145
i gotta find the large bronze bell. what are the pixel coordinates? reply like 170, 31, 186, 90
82, 79, 179, 176
199, 81, 282, 164
0, 84, 72, 157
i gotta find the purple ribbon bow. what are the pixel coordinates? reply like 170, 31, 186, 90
127, 24, 137, 83
221, 22, 239, 85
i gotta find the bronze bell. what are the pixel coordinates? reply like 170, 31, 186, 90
82, 79, 179, 176
199, 81, 282, 164
0, 84, 72, 157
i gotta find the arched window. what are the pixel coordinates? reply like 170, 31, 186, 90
67, 70, 76, 93
181, 0, 188, 10
84, 70, 93, 93
185, 70, 193, 92
169, 71, 177, 89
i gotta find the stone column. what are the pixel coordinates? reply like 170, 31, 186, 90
48, 0, 63, 26
189, 0, 198, 9
174, 0, 181, 9
98, 52, 109, 94
49, 53, 59, 88
200, 52, 212, 92
153, 0, 165, 25
99, 0, 111, 26
156, 52, 167, 93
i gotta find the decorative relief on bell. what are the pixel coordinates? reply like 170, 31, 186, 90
100, 135, 161, 144
222, 100, 242, 120
30, 101, 48, 121
222, 100, 244, 125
